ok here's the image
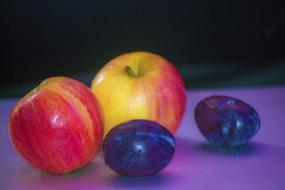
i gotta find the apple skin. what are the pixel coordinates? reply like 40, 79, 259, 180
9, 77, 104, 174
91, 51, 186, 137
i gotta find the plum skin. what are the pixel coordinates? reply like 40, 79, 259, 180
103, 119, 175, 177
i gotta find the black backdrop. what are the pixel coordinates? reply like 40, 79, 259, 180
1, 0, 285, 97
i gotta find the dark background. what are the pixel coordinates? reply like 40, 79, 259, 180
1, 0, 285, 97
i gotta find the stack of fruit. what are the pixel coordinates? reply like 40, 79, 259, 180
9, 52, 186, 176
9, 51, 260, 177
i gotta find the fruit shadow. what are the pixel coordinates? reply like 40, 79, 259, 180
7, 155, 176, 189
105, 172, 175, 188
175, 137, 265, 159
62, 158, 176, 188
14, 162, 106, 190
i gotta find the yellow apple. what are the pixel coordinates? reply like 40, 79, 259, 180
91, 52, 186, 137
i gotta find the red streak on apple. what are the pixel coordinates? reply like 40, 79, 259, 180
136, 61, 186, 133
9, 77, 104, 174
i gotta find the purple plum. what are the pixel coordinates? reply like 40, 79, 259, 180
103, 119, 175, 176
195, 96, 260, 147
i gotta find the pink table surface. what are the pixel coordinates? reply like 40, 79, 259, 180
1, 86, 285, 190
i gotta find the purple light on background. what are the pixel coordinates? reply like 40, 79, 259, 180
1, 86, 285, 189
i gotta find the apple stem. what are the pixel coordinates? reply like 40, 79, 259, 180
125, 66, 137, 77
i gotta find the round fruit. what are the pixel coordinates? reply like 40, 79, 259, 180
103, 119, 175, 176
9, 77, 104, 174
194, 95, 261, 147
91, 51, 186, 137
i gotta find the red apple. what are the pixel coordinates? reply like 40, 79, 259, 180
91, 51, 186, 136
9, 77, 104, 174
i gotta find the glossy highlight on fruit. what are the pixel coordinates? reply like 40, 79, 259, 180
194, 96, 260, 147
91, 51, 186, 137
9, 77, 104, 174
103, 119, 175, 177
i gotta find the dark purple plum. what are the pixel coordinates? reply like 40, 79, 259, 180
103, 119, 175, 177
195, 96, 260, 148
